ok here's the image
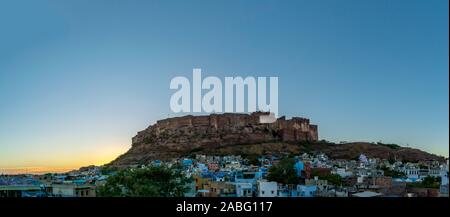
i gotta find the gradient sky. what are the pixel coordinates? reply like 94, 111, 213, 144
0, 0, 448, 173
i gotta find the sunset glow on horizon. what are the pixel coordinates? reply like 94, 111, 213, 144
0, 139, 130, 174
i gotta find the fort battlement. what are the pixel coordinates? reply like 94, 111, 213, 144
132, 112, 318, 145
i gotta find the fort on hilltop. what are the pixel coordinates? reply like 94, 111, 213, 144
132, 112, 318, 145
110, 112, 318, 166
109, 112, 444, 167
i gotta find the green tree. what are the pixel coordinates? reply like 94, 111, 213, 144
97, 166, 191, 197
267, 157, 300, 184
311, 170, 343, 186
408, 176, 441, 189
100, 166, 118, 175
322, 174, 342, 186
246, 155, 260, 166
379, 166, 406, 178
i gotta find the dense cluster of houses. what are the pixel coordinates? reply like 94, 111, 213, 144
0, 166, 106, 197
177, 154, 449, 197
0, 153, 448, 197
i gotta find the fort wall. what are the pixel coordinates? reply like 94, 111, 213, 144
132, 112, 318, 145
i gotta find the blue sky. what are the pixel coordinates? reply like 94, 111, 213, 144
0, 0, 448, 172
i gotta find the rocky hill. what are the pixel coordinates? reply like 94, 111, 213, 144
108, 112, 444, 167
109, 112, 318, 166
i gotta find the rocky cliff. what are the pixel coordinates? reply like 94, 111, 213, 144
109, 112, 444, 167
109, 112, 318, 166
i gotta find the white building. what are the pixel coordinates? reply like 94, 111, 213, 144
296, 185, 317, 197
335, 168, 352, 178
236, 183, 253, 197
398, 166, 420, 179
351, 191, 382, 197
440, 160, 449, 196
257, 181, 278, 197
52, 184, 95, 197
225, 161, 241, 170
